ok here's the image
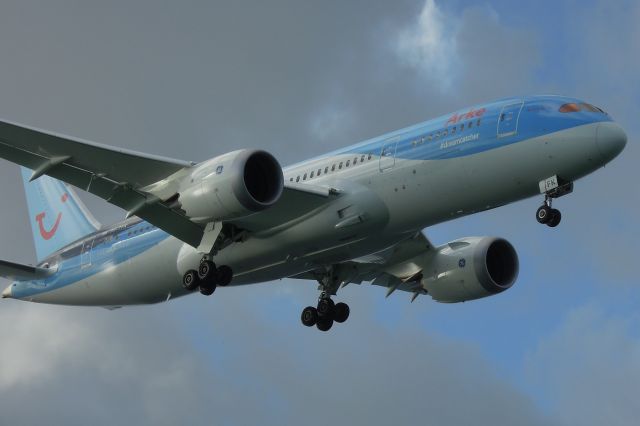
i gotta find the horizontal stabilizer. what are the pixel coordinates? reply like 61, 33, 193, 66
0, 259, 56, 280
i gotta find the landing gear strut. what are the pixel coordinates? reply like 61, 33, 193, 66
182, 256, 234, 296
300, 266, 351, 332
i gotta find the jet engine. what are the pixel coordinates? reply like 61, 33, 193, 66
179, 149, 284, 222
421, 237, 519, 303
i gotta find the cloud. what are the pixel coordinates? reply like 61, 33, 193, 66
525, 305, 640, 426
396, 0, 460, 89
394, 1, 539, 96
0, 287, 554, 426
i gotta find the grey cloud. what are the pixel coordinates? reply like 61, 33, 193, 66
0, 286, 554, 426
525, 305, 640, 426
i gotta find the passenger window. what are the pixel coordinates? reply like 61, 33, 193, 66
332, 164, 336, 171
451, 126, 456, 134
296, 176, 300, 182
303, 173, 307, 180
476, 119, 481, 126
428, 134, 433, 141
339, 162, 343, 169
460, 123, 465, 131
468, 121, 473, 128
368, 154, 372, 160
443, 129, 448, 137
325, 166, 329, 174
289, 177, 293, 182
317, 169, 321, 176
361, 155, 365, 162
310, 171, 314, 178
346, 160, 350, 167
435, 131, 440, 139
353, 157, 358, 164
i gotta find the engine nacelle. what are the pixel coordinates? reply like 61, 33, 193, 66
421, 237, 519, 303
179, 149, 283, 222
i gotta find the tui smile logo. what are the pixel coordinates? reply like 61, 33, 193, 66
35, 193, 68, 240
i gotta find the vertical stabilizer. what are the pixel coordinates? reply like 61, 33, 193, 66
20, 167, 100, 261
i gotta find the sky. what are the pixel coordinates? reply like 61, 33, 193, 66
0, 1, 638, 425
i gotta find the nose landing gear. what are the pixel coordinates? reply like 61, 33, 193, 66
536, 199, 562, 228
536, 176, 572, 228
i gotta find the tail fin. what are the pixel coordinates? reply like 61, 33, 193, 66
20, 167, 101, 261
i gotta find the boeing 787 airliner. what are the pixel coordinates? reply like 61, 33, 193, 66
0, 95, 626, 331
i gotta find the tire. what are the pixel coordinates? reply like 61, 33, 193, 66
216, 265, 233, 287
333, 302, 350, 323
536, 205, 551, 224
198, 260, 216, 281
301, 306, 318, 327
316, 299, 335, 318
199, 283, 216, 296
182, 270, 200, 291
547, 209, 562, 227
316, 317, 333, 332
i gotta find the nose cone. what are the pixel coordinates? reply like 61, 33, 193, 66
596, 122, 627, 164
2, 284, 12, 298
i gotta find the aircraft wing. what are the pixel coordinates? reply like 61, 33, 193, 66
292, 232, 434, 301
0, 259, 56, 280
0, 119, 334, 247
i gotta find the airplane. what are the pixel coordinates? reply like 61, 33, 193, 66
0, 95, 626, 331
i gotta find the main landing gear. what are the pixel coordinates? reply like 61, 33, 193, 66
301, 293, 350, 331
536, 176, 573, 228
300, 266, 351, 332
182, 257, 233, 296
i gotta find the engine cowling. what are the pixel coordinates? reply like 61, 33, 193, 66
179, 149, 284, 222
421, 237, 519, 303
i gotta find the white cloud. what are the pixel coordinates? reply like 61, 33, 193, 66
396, 0, 460, 89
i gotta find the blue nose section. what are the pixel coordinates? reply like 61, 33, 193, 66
596, 122, 627, 164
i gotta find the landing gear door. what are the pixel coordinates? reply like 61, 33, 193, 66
379, 140, 398, 172
497, 101, 524, 138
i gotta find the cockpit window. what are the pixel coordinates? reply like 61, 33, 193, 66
581, 103, 606, 113
559, 103, 581, 113
559, 102, 606, 114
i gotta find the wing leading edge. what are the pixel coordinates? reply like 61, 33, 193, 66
0, 119, 339, 247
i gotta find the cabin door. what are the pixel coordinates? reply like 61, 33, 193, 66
497, 101, 524, 138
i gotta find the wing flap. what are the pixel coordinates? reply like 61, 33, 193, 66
291, 232, 434, 298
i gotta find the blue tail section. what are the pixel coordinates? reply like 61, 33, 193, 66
20, 167, 101, 261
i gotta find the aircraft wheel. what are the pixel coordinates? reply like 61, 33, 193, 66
536, 205, 552, 224
547, 209, 562, 228
333, 302, 350, 323
198, 260, 216, 281
301, 306, 318, 327
182, 270, 200, 291
317, 298, 335, 318
216, 265, 233, 287
199, 283, 216, 296
316, 317, 334, 332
